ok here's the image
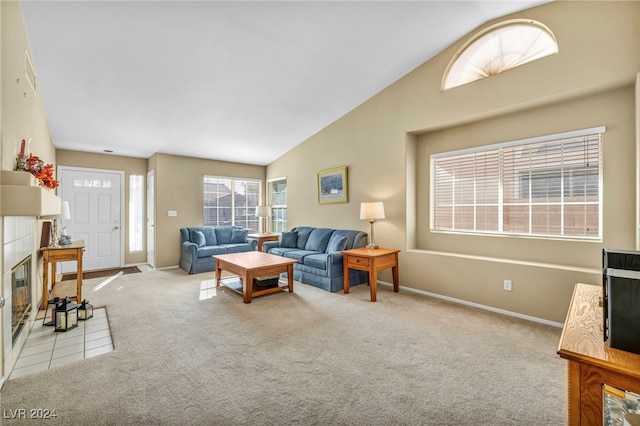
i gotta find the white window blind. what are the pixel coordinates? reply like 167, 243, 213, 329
430, 127, 604, 240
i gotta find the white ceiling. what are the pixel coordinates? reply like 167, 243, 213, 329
20, 0, 550, 166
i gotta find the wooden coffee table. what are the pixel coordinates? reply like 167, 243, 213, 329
215, 251, 297, 303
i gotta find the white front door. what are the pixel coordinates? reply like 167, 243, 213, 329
146, 170, 155, 268
59, 167, 124, 272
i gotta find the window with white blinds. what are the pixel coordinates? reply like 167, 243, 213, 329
203, 176, 261, 232
430, 127, 604, 240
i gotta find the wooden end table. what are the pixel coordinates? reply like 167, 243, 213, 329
39, 240, 85, 310
215, 251, 297, 303
558, 283, 640, 425
342, 247, 400, 302
247, 233, 280, 252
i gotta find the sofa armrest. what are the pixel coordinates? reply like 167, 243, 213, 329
326, 252, 344, 277
262, 240, 280, 253
248, 239, 258, 251
181, 241, 198, 262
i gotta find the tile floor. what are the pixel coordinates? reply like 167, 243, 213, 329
10, 308, 113, 380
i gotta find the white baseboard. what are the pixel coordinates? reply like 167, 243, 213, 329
156, 265, 179, 271
377, 281, 564, 328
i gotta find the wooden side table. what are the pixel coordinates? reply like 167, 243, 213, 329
342, 247, 400, 302
247, 233, 280, 252
40, 240, 85, 310
557, 283, 640, 425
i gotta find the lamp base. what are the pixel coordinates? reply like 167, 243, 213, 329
366, 243, 378, 249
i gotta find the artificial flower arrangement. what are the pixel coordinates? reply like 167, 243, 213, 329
16, 139, 59, 189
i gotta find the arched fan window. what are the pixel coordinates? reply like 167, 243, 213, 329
442, 19, 558, 91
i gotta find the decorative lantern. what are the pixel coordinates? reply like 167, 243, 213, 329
78, 299, 93, 320
54, 297, 79, 332
42, 297, 60, 327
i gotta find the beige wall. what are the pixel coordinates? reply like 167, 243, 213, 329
416, 87, 635, 266
266, 1, 640, 323
0, 0, 57, 383
56, 149, 149, 265
1, 2, 54, 171
54, 151, 266, 269
151, 153, 265, 269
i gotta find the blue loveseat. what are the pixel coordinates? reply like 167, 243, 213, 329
262, 226, 368, 292
179, 226, 257, 274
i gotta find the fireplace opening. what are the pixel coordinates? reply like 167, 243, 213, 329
12, 255, 32, 346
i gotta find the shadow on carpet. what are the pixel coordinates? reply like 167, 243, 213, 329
61, 266, 141, 281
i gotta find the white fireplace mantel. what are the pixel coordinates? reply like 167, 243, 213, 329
1, 170, 61, 217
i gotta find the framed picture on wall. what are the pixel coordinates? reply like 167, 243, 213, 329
317, 166, 348, 204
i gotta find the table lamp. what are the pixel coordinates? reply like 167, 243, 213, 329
360, 202, 385, 249
255, 205, 271, 234
42, 200, 71, 247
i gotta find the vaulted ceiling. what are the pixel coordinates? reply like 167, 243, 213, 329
20, 1, 550, 166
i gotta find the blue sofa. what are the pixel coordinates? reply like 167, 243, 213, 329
262, 226, 368, 292
179, 226, 257, 274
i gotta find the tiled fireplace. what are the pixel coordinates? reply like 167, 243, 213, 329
11, 254, 32, 345
3, 216, 37, 380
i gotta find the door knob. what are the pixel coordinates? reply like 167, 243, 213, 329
113, 226, 120, 231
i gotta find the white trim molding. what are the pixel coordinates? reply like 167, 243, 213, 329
378, 280, 564, 328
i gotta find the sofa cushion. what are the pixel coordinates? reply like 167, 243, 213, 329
190, 230, 206, 248
303, 253, 330, 270
201, 227, 218, 246
294, 227, 315, 250
231, 228, 248, 243
224, 243, 252, 253
283, 250, 319, 262
280, 231, 298, 248
269, 247, 299, 256
330, 229, 358, 249
326, 234, 347, 253
198, 246, 228, 258
305, 228, 333, 252
215, 226, 234, 244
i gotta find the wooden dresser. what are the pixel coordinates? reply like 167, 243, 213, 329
557, 283, 640, 425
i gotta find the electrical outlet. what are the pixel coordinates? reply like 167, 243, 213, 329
503, 279, 512, 291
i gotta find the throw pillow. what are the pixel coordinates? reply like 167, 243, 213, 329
231, 229, 248, 243
326, 235, 347, 253
190, 230, 206, 248
280, 231, 298, 248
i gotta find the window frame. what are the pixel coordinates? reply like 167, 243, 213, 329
267, 177, 287, 233
128, 174, 144, 253
430, 126, 605, 241
442, 19, 559, 91
203, 175, 262, 232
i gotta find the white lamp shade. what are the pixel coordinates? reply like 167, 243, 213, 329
60, 201, 71, 220
255, 206, 271, 218
360, 202, 385, 220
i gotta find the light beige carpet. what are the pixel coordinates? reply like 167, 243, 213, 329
61, 266, 141, 281
1, 268, 567, 425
